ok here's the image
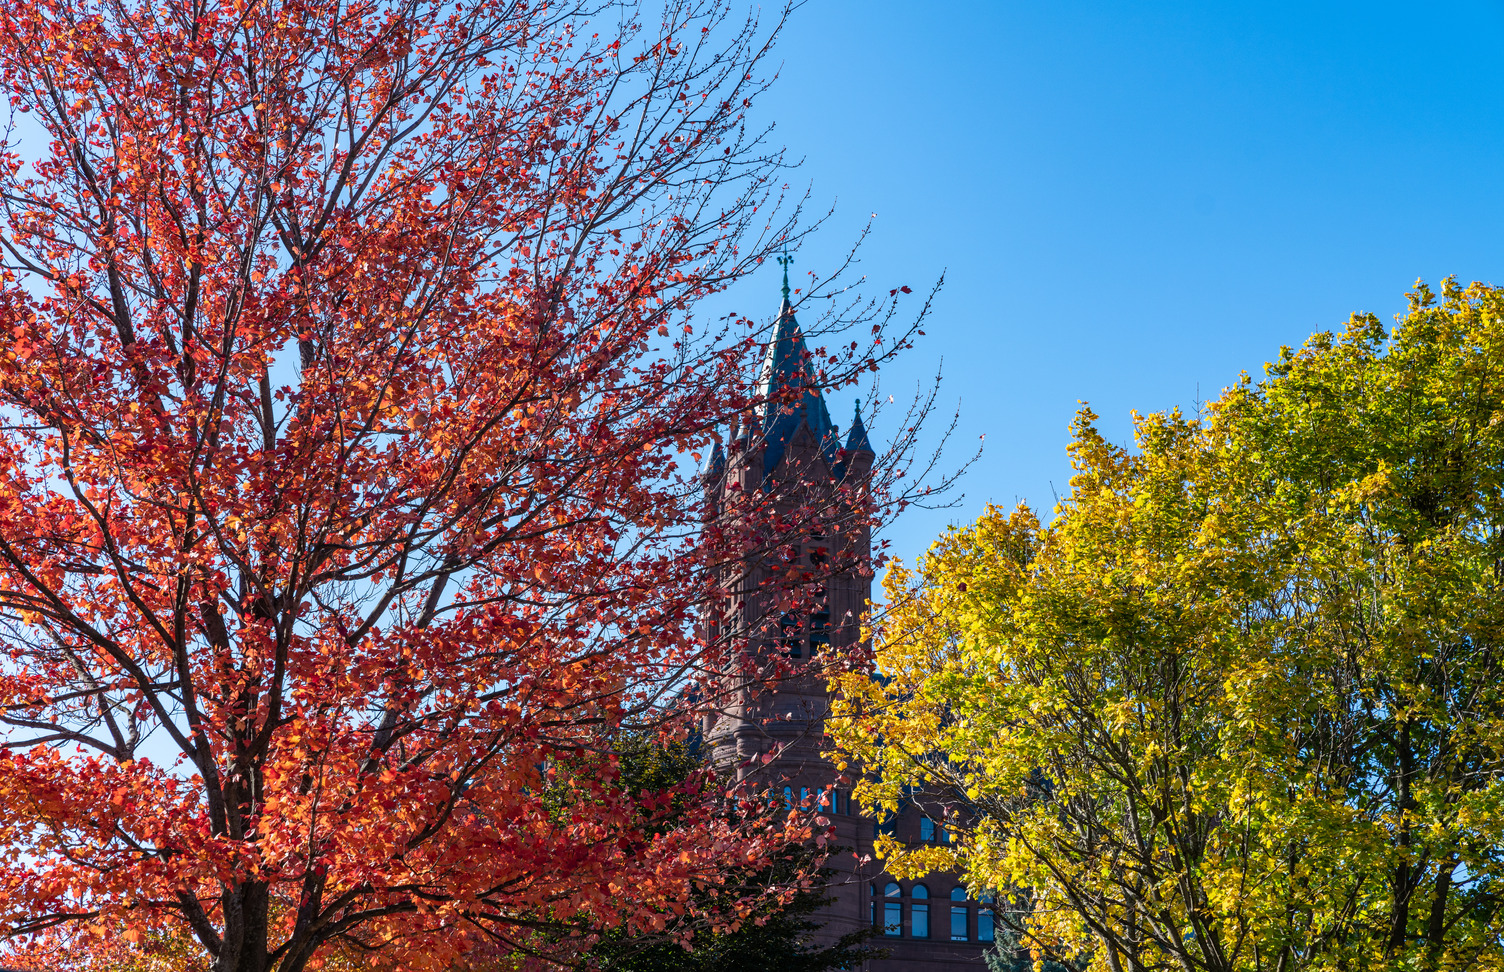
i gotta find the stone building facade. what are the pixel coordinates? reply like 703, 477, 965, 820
699, 288, 990, 971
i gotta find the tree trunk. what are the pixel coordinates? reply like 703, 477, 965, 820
1388, 719, 1414, 955
1424, 855, 1457, 969
217, 881, 270, 972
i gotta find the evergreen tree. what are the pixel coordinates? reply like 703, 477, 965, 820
982, 918, 1076, 972
584, 737, 881, 972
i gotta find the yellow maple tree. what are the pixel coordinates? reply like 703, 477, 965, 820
831, 279, 1504, 972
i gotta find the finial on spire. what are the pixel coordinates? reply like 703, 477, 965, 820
776, 245, 794, 303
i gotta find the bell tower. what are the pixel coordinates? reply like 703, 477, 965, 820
698, 283, 991, 970
699, 281, 876, 944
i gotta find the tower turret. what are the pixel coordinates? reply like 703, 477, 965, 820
843, 400, 875, 480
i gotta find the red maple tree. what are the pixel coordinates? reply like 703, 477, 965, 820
0, 0, 934, 968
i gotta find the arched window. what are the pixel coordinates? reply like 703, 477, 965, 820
978, 899, 995, 942
950, 886, 969, 941
801, 787, 810, 807
783, 786, 794, 808
911, 884, 930, 939
884, 882, 902, 937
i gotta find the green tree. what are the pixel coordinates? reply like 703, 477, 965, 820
584, 737, 879, 972
830, 279, 1504, 972
984, 916, 1077, 972
588, 851, 875, 972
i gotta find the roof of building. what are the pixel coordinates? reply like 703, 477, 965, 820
750, 288, 878, 483
699, 436, 726, 481
845, 399, 873, 456
755, 295, 838, 477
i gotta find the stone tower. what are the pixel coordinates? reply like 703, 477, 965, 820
699, 286, 990, 971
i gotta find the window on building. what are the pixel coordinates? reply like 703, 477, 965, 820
870, 884, 877, 927
911, 884, 930, 939
920, 817, 935, 842
978, 891, 995, 941
884, 882, 902, 937
778, 612, 801, 658
783, 786, 794, 808
951, 887, 969, 941
809, 592, 830, 655
800, 787, 810, 808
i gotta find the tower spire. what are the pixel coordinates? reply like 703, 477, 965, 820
845, 399, 873, 456
755, 263, 836, 481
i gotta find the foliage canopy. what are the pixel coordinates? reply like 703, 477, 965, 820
831, 280, 1504, 972
0, 0, 925, 968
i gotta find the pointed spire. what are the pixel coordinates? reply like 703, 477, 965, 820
755, 278, 834, 479
821, 421, 842, 466
845, 400, 873, 455
699, 436, 726, 482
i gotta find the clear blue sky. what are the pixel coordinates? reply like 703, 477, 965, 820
737, 0, 1504, 564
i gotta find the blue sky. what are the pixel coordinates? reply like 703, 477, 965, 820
737, 0, 1504, 564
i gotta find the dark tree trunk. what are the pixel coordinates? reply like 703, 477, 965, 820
217, 881, 271, 972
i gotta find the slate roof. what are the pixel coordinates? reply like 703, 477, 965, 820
699, 437, 726, 481
750, 294, 876, 484
755, 296, 838, 476
844, 399, 872, 455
